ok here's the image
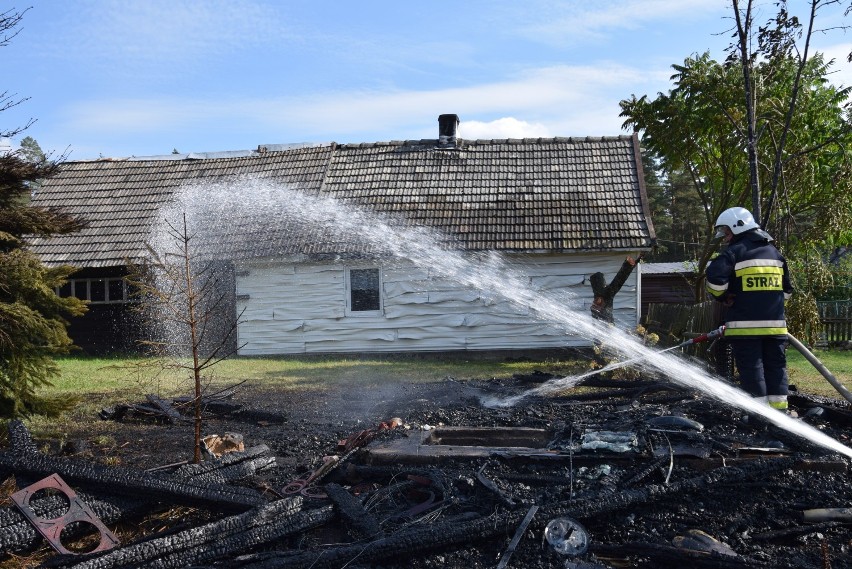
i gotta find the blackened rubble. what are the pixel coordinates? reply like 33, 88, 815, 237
2, 375, 852, 569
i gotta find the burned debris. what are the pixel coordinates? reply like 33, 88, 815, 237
3, 376, 852, 568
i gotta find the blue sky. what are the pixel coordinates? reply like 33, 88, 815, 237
3, 0, 851, 160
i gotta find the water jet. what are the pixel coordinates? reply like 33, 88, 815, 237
150, 179, 852, 460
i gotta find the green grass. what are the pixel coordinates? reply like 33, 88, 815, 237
35, 348, 852, 423
47, 354, 586, 400
787, 348, 852, 399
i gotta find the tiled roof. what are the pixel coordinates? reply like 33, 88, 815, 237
28, 134, 655, 268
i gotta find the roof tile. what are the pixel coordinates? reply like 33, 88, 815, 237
29, 136, 654, 268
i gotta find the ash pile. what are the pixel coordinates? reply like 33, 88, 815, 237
3, 375, 852, 569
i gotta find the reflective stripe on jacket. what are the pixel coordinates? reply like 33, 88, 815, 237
705, 230, 793, 338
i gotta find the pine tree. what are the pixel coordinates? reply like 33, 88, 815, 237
0, 148, 88, 418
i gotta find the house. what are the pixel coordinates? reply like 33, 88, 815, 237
638, 261, 699, 320
28, 115, 656, 356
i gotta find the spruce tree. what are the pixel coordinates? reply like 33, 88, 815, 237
0, 150, 87, 418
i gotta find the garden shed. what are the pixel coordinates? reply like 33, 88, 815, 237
638, 261, 699, 321
27, 115, 655, 355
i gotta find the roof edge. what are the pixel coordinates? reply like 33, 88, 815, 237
68, 135, 635, 163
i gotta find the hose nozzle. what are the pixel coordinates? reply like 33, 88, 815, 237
678, 325, 726, 347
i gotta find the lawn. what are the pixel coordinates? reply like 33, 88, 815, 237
46, 354, 586, 400
787, 347, 852, 399
47, 347, 852, 402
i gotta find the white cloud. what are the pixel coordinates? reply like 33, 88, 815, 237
459, 118, 553, 140
60, 60, 658, 154
243, 63, 653, 135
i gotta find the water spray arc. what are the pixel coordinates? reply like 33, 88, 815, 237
157, 179, 852, 460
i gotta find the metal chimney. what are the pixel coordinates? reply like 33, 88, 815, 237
438, 114, 460, 148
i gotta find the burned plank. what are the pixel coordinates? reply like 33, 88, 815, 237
788, 393, 852, 426
0, 448, 266, 513
495, 505, 538, 569
144, 394, 185, 424
476, 462, 517, 509
221, 511, 525, 569
1, 444, 278, 554
548, 457, 796, 520
171, 444, 276, 484
324, 483, 382, 539
0, 492, 126, 554
7, 419, 39, 455
56, 498, 334, 569
11, 474, 120, 556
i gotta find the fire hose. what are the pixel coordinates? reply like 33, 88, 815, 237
681, 326, 852, 406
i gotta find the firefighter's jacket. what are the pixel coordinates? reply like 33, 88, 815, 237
705, 230, 793, 337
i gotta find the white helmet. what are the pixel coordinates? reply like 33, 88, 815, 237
714, 207, 759, 238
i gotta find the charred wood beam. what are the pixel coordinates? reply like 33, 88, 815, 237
171, 445, 276, 484
547, 457, 795, 520
0, 492, 129, 554
8, 419, 39, 455
144, 394, 185, 424
98, 402, 184, 422
222, 511, 525, 569
788, 394, 852, 426
495, 505, 537, 569
55, 497, 335, 569
1, 444, 276, 553
196, 401, 289, 425
620, 456, 670, 488
476, 462, 517, 509
192, 456, 276, 485
590, 541, 767, 568
324, 483, 381, 539
0, 449, 267, 513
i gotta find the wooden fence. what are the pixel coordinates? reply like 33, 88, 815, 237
643, 301, 717, 346
818, 300, 852, 344
645, 299, 852, 346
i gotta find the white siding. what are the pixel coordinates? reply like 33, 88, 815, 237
235, 252, 639, 355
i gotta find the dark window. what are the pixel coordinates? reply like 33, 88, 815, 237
73, 281, 88, 301
90, 279, 106, 302
108, 279, 125, 302
349, 268, 381, 312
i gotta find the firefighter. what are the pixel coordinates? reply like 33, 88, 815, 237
705, 207, 794, 412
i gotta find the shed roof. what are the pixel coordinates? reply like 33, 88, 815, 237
28, 134, 655, 268
640, 261, 699, 275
